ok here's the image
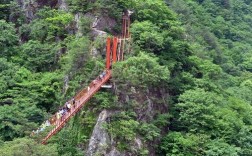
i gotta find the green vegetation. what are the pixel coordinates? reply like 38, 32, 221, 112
0, 138, 58, 156
0, 0, 251, 155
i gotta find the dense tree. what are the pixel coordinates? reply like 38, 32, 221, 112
113, 52, 169, 88
19, 40, 56, 72
0, 0, 12, 20
0, 0, 252, 155
0, 138, 58, 156
0, 20, 18, 58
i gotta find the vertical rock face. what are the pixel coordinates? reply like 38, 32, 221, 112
86, 110, 111, 156
84, 13, 118, 39
74, 13, 83, 37
93, 16, 116, 33
16, 0, 58, 22
105, 147, 124, 156
16, 0, 37, 22
63, 75, 69, 95
58, 0, 68, 11
86, 110, 127, 156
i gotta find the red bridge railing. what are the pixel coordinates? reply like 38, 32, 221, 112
41, 70, 112, 144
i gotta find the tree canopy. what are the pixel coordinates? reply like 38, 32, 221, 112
0, 0, 251, 155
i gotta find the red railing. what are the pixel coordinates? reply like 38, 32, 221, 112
41, 70, 112, 144
40, 10, 131, 144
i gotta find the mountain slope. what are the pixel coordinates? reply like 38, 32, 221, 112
0, 0, 251, 155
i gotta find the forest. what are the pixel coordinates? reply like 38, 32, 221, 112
0, 0, 252, 155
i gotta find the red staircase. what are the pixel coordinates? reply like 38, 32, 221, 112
40, 10, 131, 144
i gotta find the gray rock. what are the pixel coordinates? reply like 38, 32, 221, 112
86, 110, 126, 156
86, 110, 111, 156
16, 0, 36, 22
58, 0, 68, 11
91, 47, 98, 58
134, 137, 142, 150
74, 13, 83, 37
84, 13, 116, 39
105, 147, 125, 156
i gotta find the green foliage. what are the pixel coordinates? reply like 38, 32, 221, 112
0, 0, 12, 20
0, 0, 252, 155
59, 36, 104, 98
153, 113, 172, 128
77, 110, 97, 141
0, 138, 58, 156
0, 58, 16, 95
135, 0, 176, 25
160, 132, 208, 156
57, 128, 84, 156
66, 0, 92, 13
92, 92, 117, 110
45, 10, 73, 36
131, 21, 165, 52
0, 66, 61, 140
205, 140, 240, 156
29, 19, 49, 42
189, 56, 222, 79
0, 101, 43, 141
170, 87, 252, 155
113, 52, 169, 88
160, 132, 241, 156
60, 37, 91, 73
105, 111, 139, 150
0, 20, 18, 58
175, 88, 222, 133
29, 7, 73, 42
79, 16, 93, 35
19, 40, 56, 72
138, 123, 160, 141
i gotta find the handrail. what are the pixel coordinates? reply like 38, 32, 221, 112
41, 70, 112, 144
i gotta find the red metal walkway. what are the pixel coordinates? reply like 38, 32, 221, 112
40, 10, 131, 144
41, 70, 112, 144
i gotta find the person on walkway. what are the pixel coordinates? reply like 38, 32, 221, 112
45, 120, 50, 127
59, 108, 64, 121
67, 102, 71, 112
65, 101, 69, 110
56, 111, 60, 120
92, 79, 97, 86
72, 97, 75, 107
35, 129, 39, 134
99, 73, 103, 80
99, 71, 106, 80
39, 122, 46, 132
102, 71, 106, 77
59, 108, 64, 116
42, 122, 46, 129
30, 130, 35, 136
49, 115, 55, 125
62, 107, 67, 116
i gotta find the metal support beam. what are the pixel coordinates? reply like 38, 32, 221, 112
113, 37, 118, 63
106, 37, 111, 69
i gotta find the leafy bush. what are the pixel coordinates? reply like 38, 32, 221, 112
113, 52, 169, 88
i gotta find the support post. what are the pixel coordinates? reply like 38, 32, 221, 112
113, 37, 118, 63
106, 37, 111, 69
126, 16, 130, 38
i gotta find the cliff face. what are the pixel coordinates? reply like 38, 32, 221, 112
16, 0, 58, 22
58, 0, 68, 11
16, 0, 36, 21
86, 110, 115, 156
